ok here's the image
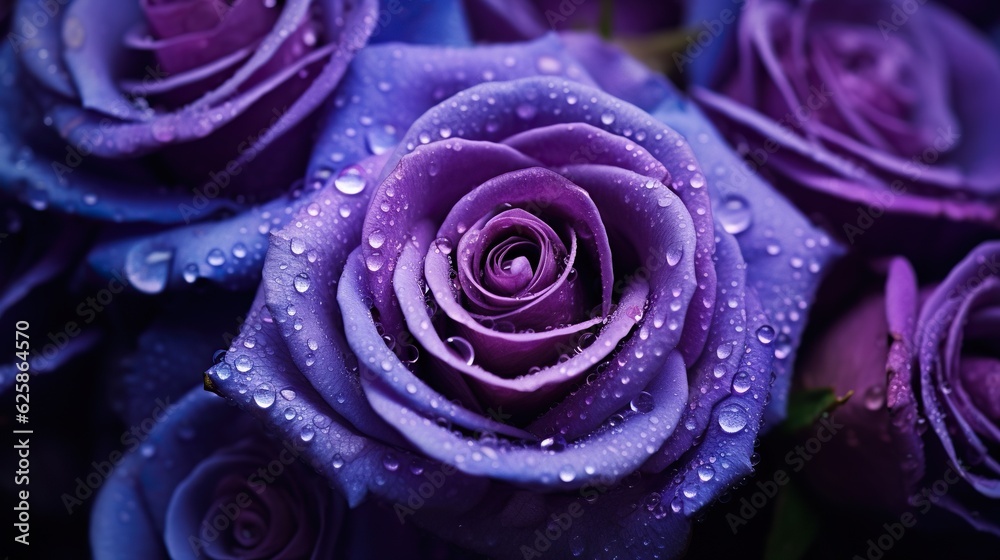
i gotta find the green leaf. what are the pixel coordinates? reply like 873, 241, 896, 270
598, 0, 614, 39
783, 387, 852, 433
764, 482, 820, 560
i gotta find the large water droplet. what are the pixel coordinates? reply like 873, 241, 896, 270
294, 273, 311, 293
213, 362, 232, 380
718, 195, 752, 234
864, 385, 885, 411
756, 325, 775, 344
253, 384, 275, 408
290, 238, 306, 255
235, 356, 253, 373
718, 405, 748, 433
559, 465, 576, 482
126, 247, 174, 294
630, 391, 655, 413
697, 464, 715, 481
666, 245, 683, 267
334, 166, 366, 195
206, 248, 226, 267
182, 263, 199, 284
445, 336, 474, 365
366, 253, 385, 272
731, 371, 752, 394
540, 435, 567, 452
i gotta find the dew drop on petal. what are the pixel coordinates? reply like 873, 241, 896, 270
756, 325, 776, 344
445, 336, 474, 365
294, 273, 311, 293
630, 391, 655, 413
718, 195, 751, 234
718, 405, 748, 433
253, 384, 275, 408
732, 371, 752, 394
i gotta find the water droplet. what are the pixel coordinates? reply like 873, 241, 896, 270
280, 388, 296, 400
718, 405, 748, 433
383, 455, 400, 471
713, 364, 727, 378
716, 343, 733, 359
756, 325, 775, 344
284, 407, 296, 420
666, 245, 683, 266
670, 496, 684, 513
290, 238, 306, 255
559, 465, 576, 482
332, 454, 345, 468
731, 371, 752, 394
445, 336, 474, 365
253, 384, 275, 408
213, 363, 232, 380
690, 174, 706, 189
235, 356, 253, 373
405, 382, 417, 394
140, 444, 155, 458
516, 103, 537, 119
300, 426, 315, 442
434, 237, 453, 255
182, 263, 198, 284
540, 435, 567, 452
366, 128, 395, 155
334, 167, 366, 195
536, 55, 562, 73
600, 111, 616, 125
366, 253, 385, 272
718, 195, 752, 234
630, 391, 655, 413
697, 464, 715, 481
368, 230, 386, 249
206, 248, 226, 267
126, 248, 174, 294
294, 273, 311, 293
864, 385, 885, 411
232, 243, 247, 259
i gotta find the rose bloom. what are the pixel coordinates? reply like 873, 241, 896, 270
203, 34, 837, 559
90, 389, 455, 560
694, 0, 1000, 259
801, 242, 1000, 534
0, 0, 376, 221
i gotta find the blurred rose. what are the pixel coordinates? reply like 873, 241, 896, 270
695, 0, 1000, 260
1, 0, 377, 220
801, 241, 1000, 534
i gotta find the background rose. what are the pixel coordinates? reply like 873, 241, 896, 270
0, 0, 484, 297
694, 0, 1000, 261
203, 34, 838, 559
800, 242, 1000, 534
3, 0, 378, 206
91, 388, 459, 559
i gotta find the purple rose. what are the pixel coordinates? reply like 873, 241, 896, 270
1, 0, 376, 218
91, 389, 441, 559
203, 35, 838, 559
694, 0, 1000, 257
800, 241, 1000, 534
